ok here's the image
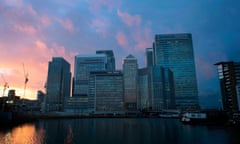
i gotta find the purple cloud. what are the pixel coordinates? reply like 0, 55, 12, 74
117, 9, 142, 27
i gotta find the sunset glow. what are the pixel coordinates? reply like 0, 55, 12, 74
0, 0, 240, 107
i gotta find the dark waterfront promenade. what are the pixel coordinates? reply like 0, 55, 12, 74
0, 118, 239, 144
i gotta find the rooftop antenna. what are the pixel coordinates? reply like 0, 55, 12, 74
1, 74, 9, 97
22, 63, 29, 99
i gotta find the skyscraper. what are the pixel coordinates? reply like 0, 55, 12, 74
163, 68, 175, 109
123, 54, 138, 110
215, 61, 240, 112
146, 48, 154, 68
96, 50, 115, 71
88, 71, 124, 113
150, 66, 164, 110
73, 54, 107, 97
45, 57, 71, 111
138, 68, 151, 110
72, 54, 107, 112
153, 33, 199, 109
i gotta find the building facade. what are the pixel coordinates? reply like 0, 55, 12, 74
138, 68, 151, 110
45, 57, 71, 111
88, 71, 124, 113
72, 54, 107, 111
150, 66, 164, 110
64, 97, 88, 114
162, 68, 176, 109
73, 54, 107, 97
96, 50, 115, 71
146, 48, 154, 68
236, 84, 240, 111
153, 33, 199, 109
123, 54, 138, 110
215, 61, 240, 112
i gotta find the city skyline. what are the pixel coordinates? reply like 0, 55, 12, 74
0, 0, 240, 109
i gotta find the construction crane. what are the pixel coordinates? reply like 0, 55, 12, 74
22, 63, 29, 98
1, 74, 9, 97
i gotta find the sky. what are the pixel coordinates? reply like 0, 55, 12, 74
0, 0, 240, 108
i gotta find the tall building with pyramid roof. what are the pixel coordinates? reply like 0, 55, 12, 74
123, 54, 138, 110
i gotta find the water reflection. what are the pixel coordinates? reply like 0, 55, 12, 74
64, 125, 73, 144
0, 118, 239, 144
0, 123, 45, 144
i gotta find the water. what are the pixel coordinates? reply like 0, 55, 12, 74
0, 118, 239, 144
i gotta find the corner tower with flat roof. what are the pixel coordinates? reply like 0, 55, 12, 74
45, 57, 71, 111
153, 33, 199, 110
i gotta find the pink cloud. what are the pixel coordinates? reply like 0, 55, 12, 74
3, 0, 23, 8
91, 18, 109, 37
27, 4, 37, 16
35, 40, 47, 50
115, 31, 128, 47
133, 28, 152, 51
117, 9, 141, 27
13, 24, 37, 35
88, 0, 119, 14
50, 43, 66, 57
57, 18, 75, 32
40, 15, 51, 27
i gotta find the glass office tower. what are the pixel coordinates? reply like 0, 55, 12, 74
88, 71, 124, 113
163, 68, 176, 109
73, 54, 107, 98
96, 50, 115, 71
123, 54, 138, 110
73, 54, 107, 111
153, 33, 199, 109
45, 57, 71, 111
138, 68, 151, 110
215, 61, 240, 112
146, 48, 154, 68
150, 66, 164, 110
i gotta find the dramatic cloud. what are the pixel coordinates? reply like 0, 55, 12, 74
0, 0, 240, 108
91, 18, 109, 37
40, 15, 52, 27
132, 28, 152, 51
3, 0, 23, 8
88, 0, 120, 14
115, 31, 128, 48
13, 24, 37, 35
57, 18, 76, 32
117, 10, 142, 27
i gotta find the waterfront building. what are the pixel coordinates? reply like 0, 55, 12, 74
64, 97, 88, 114
163, 68, 176, 109
215, 61, 240, 112
138, 68, 151, 110
149, 66, 175, 110
45, 57, 71, 111
123, 54, 138, 110
236, 84, 240, 111
37, 90, 45, 111
88, 71, 124, 113
146, 48, 154, 68
72, 54, 107, 111
153, 33, 199, 109
150, 66, 164, 110
37, 90, 45, 104
96, 50, 116, 71
73, 54, 107, 97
